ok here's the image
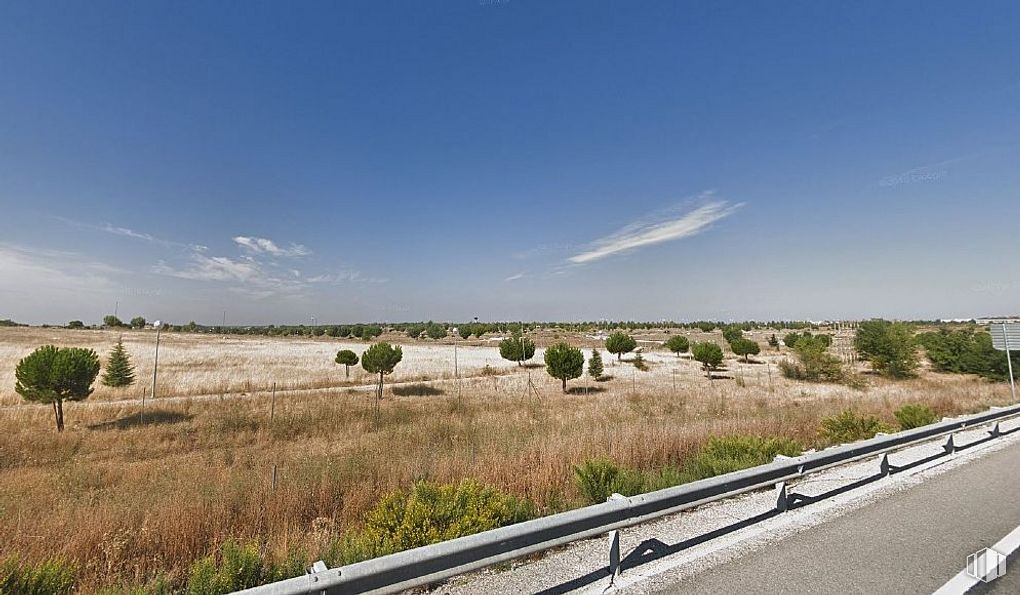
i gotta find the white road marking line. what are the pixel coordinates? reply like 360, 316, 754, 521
932, 521, 1020, 595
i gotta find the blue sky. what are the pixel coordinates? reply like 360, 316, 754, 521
1, 1, 1019, 325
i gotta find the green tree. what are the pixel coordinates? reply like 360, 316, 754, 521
425, 321, 447, 340
588, 349, 604, 381
605, 332, 637, 361
67, 320, 84, 329
664, 335, 690, 357
406, 324, 425, 339
854, 320, 918, 378
779, 335, 844, 382
101, 339, 136, 388
783, 332, 802, 348
103, 315, 124, 328
458, 326, 472, 340
362, 325, 384, 340
15, 345, 101, 431
691, 342, 724, 379
544, 342, 584, 392
498, 335, 536, 366
361, 342, 403, 411
335, 349, 359, 378
722, 326, 744, 345
130, 316, 146, 329
696, 322, 717, 333
730, 338, 761, 362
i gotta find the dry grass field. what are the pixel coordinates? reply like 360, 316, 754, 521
0, 326, 1012, 591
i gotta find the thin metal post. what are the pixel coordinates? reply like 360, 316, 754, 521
147, 324, 161, 422
1004, 324, 1016, 402
270, 382, 277, 424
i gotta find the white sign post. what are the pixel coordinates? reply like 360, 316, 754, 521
990, 323, 1019, 402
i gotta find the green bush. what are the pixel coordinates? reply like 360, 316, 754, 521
573, 458, 644, 504
358, 480, 536, 555
894, 403, 939, 430
185, 540, 305, 594
681, 436, 801, 481
664, 335, 690, 356
0, 557, 76, 595
819, 410, 893, 444
691, 342, 724, 377
779, 335, 844, 383
854, 320, 918, 378
918, 329, 1018, 382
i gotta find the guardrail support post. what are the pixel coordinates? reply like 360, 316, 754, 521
879, 453, 890, 477
775, 482, 788, 512
989, 422, 1002, 438
944, 434, 956, 454
608, 530, 621, 582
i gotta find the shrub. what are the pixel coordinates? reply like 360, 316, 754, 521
682, 436, 801, 481
780, 335, 844, 383
0, 557, 76, 595
544, 342, 584, 392
783, 332, 802, 348
854, 320, 918, 378
819, 410, 893, 444
894, 404, 939, 430
67, 320, 84, 329
424, 321, 447, 340
691, 342, 724, 378
605, 332, 637, 361
917, 329, 1018, 382
129, 316, 146, 329
573, 458, 644, 504
358, 480, 536, 554
632, 352, 648, 371
664, 335, 690, 357
184, 540, 304, 594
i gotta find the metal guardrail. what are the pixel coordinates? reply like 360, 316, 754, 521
238, 403, 1020, 595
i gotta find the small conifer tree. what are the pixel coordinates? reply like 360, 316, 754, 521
588, 349, 604, 381
101, 338, 136, 388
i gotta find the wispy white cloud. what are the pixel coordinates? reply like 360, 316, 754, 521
567, 197, 743, 264
0, 242, 125, 295
233, 236, 310, 257
307, 270, 388, 284
504, 272, 526, 282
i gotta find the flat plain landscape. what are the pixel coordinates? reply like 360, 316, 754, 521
0, 324, 1011, 591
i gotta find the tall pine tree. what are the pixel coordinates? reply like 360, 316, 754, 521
102, 338, 136, 388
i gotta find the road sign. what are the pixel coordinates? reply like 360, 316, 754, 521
989, 323, 1018, 402
990, 323, 1020, 351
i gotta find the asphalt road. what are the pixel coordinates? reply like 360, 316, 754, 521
660, 438, 1020, 595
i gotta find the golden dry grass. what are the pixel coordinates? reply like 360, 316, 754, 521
0, 326, 1012, 591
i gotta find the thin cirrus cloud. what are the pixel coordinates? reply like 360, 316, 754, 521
233, 236, 310, 257
567, 199, 743, 264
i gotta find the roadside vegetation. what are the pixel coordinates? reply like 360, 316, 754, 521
1, 318, 1015, 592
